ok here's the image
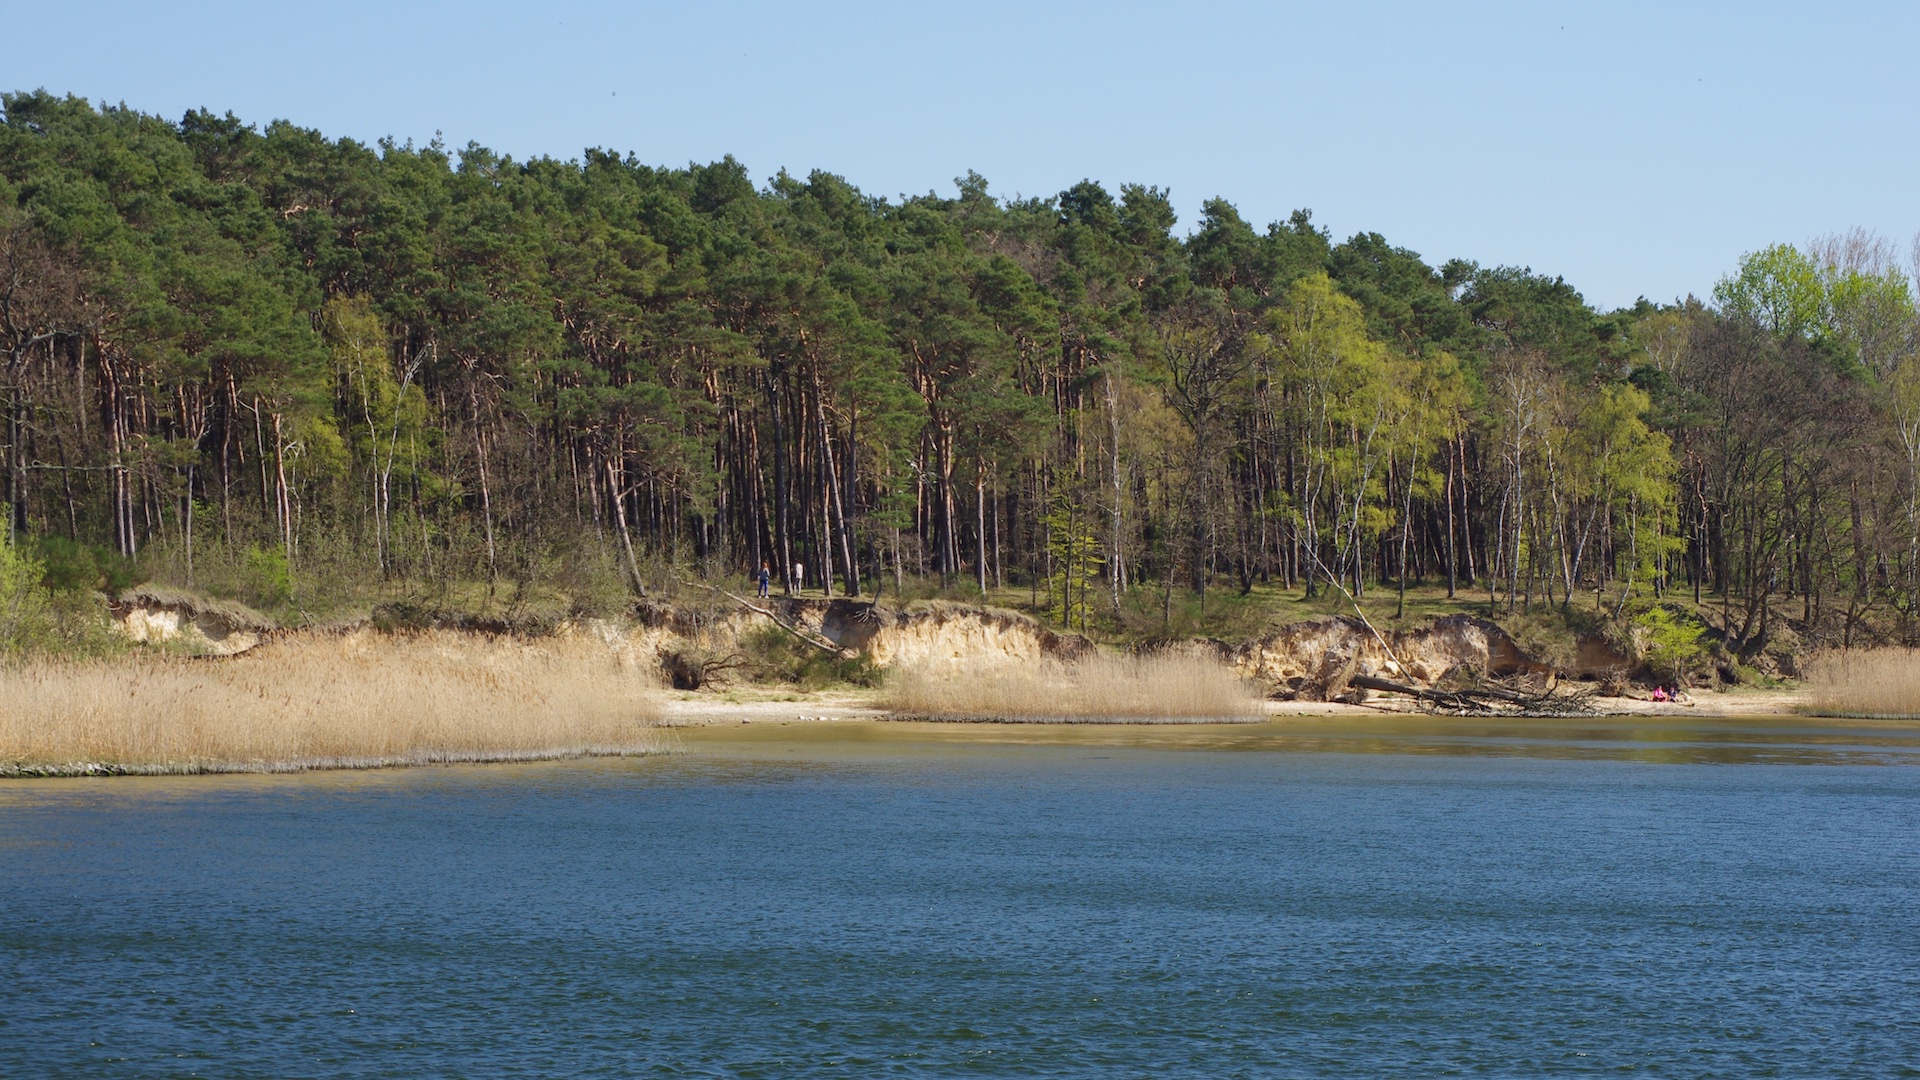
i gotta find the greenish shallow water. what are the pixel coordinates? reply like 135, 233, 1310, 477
3, 717, 1918, 1077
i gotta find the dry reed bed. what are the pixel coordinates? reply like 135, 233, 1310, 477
883, 653, 1264, 723
1803, 648, 1920, 718
0, 631, 665, 776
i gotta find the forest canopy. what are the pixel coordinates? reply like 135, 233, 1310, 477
4, 90, 1918, 651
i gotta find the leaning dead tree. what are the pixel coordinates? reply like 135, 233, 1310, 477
673, 577, 851, 657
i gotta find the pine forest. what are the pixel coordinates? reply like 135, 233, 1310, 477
5, 90, 1920, 656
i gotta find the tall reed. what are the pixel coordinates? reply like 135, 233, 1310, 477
0, 631, 664, 775
882, 652, 1263, 722
1803, 648, 1920, 718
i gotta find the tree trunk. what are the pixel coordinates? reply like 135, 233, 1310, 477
768, 367, 793, 594
975, 466, 987, 595
1105, 370, 1124, 612
812, 366, 857, 595
608, 453, 646, 596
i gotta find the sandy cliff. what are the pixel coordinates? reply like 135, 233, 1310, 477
105, 584, 1647, 702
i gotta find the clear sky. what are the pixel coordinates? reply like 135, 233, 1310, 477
10, 1, 1918, 310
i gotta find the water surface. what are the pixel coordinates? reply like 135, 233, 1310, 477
4, 717, 1918, 1077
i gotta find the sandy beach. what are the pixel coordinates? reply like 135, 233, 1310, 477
656, 687, 1815, 725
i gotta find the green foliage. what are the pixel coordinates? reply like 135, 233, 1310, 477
1714, 240, 1916, 372
41, 588, 131, 659
1042, 488, 1103, 631
1823, 262, 1915, 373
1460, 266, 1604, 371
0, 522, 53, 652
1713, 244, 1826, 341
1265, 272, 1397, 588
1495, 609, 1585, 673
1116, 581, 1275, 644
1328, 231, 1469, 348
244, 544, 293, 609
32, 536, 138, 594
1633, 604, 1708, 684
548, 544, 633, 619
738, 625, 879, 690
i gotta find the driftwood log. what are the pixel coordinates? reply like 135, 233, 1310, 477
1349, 674, 1597, 717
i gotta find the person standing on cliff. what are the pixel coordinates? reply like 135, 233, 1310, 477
756, 562, 771, 598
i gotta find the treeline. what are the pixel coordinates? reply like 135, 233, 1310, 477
4, 90, 1920, 647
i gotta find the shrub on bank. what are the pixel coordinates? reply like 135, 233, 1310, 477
0, 527, 52, 655
739, 625, 879, 690
1632, 603, 1710, 686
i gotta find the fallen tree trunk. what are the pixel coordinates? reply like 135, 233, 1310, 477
1349, 674, 1593, 716
674, 578, 851, 657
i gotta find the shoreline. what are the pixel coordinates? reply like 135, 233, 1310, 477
655, 687, 1815, 726
0, 686, 1867, 780
0, 745, 667, 779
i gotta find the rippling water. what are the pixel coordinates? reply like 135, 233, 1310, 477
4, 717, 1919, 1077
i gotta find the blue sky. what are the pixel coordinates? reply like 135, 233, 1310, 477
10, 1, 1918, 310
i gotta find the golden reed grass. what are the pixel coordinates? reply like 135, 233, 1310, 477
0, 631, 664, 775
882, 652, 1264, 722
1803, 648, 1920, 718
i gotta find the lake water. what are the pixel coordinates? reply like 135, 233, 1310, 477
4, 717, 1919, 1077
